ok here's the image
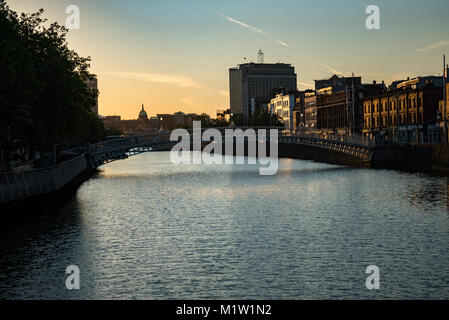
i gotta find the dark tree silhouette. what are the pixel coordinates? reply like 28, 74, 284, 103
0, 0, 106, 154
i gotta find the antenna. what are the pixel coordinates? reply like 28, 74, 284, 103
257, 49, 264, 64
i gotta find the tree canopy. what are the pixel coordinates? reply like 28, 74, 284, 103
0, 0, 105, 150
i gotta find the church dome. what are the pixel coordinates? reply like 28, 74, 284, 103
138, 104, 148, 118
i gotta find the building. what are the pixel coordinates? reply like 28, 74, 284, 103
217, 109, 232, 123
438, 70, 449, 143
102, 105, 158, 135
363, 81, 443, 143
85, 75, 99, 115
304, 91, 317, 130
102, 115, 122, 131
157, 112, 197, 130
315, 74, 362, 92
316, 89, 350, 133
315, 76, 385, 134
293, 91, 307, 129
396, 76, 445, 90
229, 62, 297, 123
268, 90, 300, 129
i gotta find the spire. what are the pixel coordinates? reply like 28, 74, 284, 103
142, 104, 144, 111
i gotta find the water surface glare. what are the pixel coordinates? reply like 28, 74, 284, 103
1, 152, 449, 299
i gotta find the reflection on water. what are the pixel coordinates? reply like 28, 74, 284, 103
1, 152, 449, 299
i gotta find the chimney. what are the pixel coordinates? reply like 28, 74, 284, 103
373, 80, 376, 85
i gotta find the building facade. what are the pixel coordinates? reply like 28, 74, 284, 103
229, 63, 297, 123
315, 84, 385, 134
216, 109, 232, 123
315, 74, 362, 92
304, 92, 317, 130
292, 91, 307, 129
157, 112, 197, 130
438, 82, 449, 142
363, 85, 443, 143
102, 105, 164, 135
268, 91, 299, 129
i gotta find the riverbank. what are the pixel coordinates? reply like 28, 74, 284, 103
0, 154, 97, 222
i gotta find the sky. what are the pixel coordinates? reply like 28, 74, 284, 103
7, 0, 449, 119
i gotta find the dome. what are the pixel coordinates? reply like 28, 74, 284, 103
138, 104, 148, 118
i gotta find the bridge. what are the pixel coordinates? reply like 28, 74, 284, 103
87, 128, 395, 166
1, 128, 400, 206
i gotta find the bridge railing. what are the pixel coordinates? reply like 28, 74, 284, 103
0, 154, 87, 204
90, 126, 401, 157
285, 129, 402, 148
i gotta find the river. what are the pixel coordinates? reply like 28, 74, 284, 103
1, 152, 449, 299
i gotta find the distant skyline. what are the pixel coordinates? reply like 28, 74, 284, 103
7, 0, 449, 119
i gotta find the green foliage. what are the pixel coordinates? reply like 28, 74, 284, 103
0, 0, 106, 149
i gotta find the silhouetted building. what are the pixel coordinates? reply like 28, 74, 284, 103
315, 77, 385, 134
229, 63, 297, 123
102, 115, 121, 131
157, 112, 197, 130
103, 105, 158, 135
315, 74, 362, 92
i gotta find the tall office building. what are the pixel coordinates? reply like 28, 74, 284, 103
229, 63, 297, 122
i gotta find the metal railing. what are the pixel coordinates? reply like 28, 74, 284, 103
0, 154, 87, 204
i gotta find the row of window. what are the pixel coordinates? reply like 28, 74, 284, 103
364, 97, 423, 114
364, 112, 423, 128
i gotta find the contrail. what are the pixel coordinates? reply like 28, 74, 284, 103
319, 63, 348, 77
298, 81, 313, 88
417, 40, 449, 52
210, 10, 288, 47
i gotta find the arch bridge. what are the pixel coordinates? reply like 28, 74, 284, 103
87, 128, 397, 167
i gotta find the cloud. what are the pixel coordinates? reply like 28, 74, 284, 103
319, 63, 349, 77
210, 10, 288, 47
417, 40, 449, 52
106, 72, 202, 89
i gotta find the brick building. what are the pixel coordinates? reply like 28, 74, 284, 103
363, 83, 443, 143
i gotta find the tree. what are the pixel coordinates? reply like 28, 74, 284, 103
0, 1, 106, 156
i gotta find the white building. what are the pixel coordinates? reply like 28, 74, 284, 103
268, 92, 296, 129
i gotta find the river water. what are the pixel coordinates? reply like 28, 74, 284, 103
1, 152, 449, 299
